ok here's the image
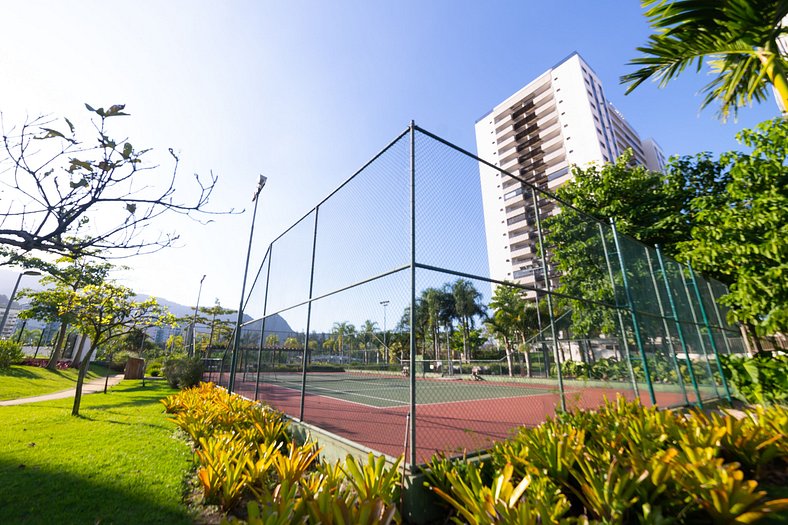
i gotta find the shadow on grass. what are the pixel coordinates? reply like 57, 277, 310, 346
0, 459, 192, 525
0, 367, 39, 379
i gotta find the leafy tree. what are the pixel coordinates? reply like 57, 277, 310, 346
264, 334, 280, 347
622, 0, 788, 119
681, 118, 788, 334
67, 281, 174, 415
547, 118, 788, 340
18, 257, 111, 369
0, 103, 225, 265
200, 300, 237, 349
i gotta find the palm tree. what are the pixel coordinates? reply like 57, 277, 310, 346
331, 321, 354, 359
622, 0, 788, 119
359, 320, 379, 363
485, 312, 516, 377
452, 279, 486, 362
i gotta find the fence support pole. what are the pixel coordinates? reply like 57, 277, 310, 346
598, 223, 640, 399
300, 208, 320, 421
610, 220, 657, 406
678, 268, 721, 400
655, 246, 702, 407
408, 121, 417, 467
645, 248, 688, 405
229, 182, 265, 393
706, 281, 734, 355
531, 187, 566, 411
688, 265, 732, 403
254, 246, 273, 401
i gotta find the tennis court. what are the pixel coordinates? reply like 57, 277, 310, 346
248, 370, 556, 408
222, 370, 682, 463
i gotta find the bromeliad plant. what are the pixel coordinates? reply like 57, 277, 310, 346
162, 383, 403, 524
426, 397, 788, 524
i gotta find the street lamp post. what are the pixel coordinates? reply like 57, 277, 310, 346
380, 300, 390, 364
0, 270, 41, 338
190, 275, 206, 357
228, 174, 267, 393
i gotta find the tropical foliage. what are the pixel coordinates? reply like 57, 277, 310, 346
426, 397, 788, 524
623, 0, 788, 119
162, 383, 403, 524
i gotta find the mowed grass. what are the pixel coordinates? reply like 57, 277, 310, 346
0, 380, 193, 525
0, 364, 110, 400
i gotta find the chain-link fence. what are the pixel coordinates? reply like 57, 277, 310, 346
209, 124, 744, 468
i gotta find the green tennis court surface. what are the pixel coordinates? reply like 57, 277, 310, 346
253, 371, 558, 408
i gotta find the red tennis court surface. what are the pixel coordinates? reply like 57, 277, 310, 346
220, 374, 685, 465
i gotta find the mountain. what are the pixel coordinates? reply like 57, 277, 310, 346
134, 294, 294, 339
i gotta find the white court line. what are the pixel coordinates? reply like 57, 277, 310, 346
259, 377, 407, 406
256, 374, 560, 409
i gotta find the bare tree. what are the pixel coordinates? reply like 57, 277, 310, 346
0, 103, 230, 265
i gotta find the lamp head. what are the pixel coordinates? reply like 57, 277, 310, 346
252, 174, 267, 201
22, 270, 41, 277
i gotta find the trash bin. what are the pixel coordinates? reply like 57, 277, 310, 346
124, 357, 145, 379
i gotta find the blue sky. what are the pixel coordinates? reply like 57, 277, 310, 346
0, 1, 780, 330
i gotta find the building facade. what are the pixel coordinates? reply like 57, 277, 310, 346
475, 52, 664, 291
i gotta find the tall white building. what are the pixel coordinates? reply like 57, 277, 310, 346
475, 52, 664, 290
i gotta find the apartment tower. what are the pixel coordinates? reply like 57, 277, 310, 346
475, 52, 664, 291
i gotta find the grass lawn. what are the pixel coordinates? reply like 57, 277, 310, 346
0, 364, 111, 400
0, 380, 193, 525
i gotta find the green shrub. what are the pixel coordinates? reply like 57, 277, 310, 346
720, 351, 788, 405
0, 340, 24, 369
146, 357, 164, 377
163, 355, 204, 389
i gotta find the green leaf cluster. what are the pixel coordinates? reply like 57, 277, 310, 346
681, 118, 788, 334
720, 351, 788, 405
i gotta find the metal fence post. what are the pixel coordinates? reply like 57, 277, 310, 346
677, 268, 721, 400
408, 121, 418, 467
598, 223, 640, 399
531, 187, 566, 411
645, 248, 688, 405
254, 245, 273, 401
688, 265, 732, 402
609, 219, 656, 406
300, 208, 320, 421
229, 181, 265, 393
655, 246, 702, 407
706, 281, 734, 355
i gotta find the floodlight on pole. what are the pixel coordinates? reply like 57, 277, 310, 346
190, 274, 206, 356
0, 270, 42, 338
228, 175, 267, 393
380, 300, 390, 363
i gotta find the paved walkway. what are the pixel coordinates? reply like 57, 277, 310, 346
0, 374, 126, 406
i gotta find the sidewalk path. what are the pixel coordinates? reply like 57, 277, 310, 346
0, 374, 125, 406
